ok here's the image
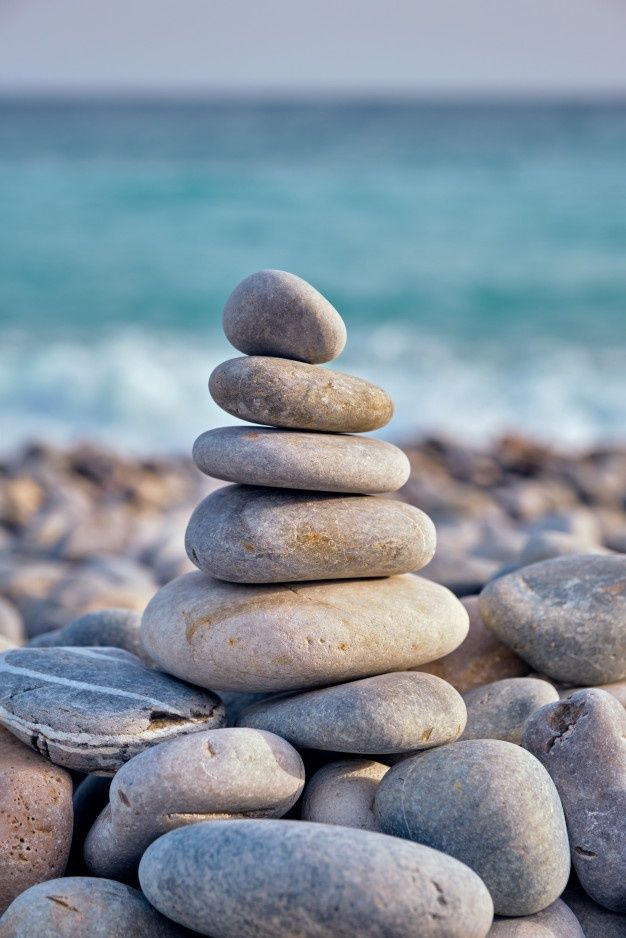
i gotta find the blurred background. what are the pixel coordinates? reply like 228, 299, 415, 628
2, 0, 626, 452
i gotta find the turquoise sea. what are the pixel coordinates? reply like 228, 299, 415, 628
1, 99, 626, 451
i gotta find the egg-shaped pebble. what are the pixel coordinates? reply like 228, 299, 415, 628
185, 485, 435, 583
209, 356, 394, 432
139, 819, 494, 937
461, 677, 559, 745
141, 571, 469, 693
301, 759, 388, 831
222, 269, 346, 364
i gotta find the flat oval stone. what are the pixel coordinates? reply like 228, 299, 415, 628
0, 728, 73, 914
185, 485, 435, 583
29, 608, 149, 663
222, 269, 346, 364
301, 759, 389, 831
141, 571, 469, 693
375, 739, 570, 916
84, 727, 304, 879
192, 427, 410, 494
479, 555, 626, 685
418, 595, 530, 693
209, 356, 394, 432
461, 678, 559, 746
523, 689, 626, 913
488, 899, 584, 936
0, 877, 190, 937
0, 647, 224, 774
139, 819, 494, 937
239, 672, 466, 753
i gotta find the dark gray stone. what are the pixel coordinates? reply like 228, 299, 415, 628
375, 739, 570, 916
0, 877, 190, 937
238, 671, 466, 753
488, 898, 584, 935
209, 356, 394, 433
562, 880, 626, 937
461, 677, 559, 745
185, 485, 436, 584
479, 555, 626, 685
192, 426, 410, 494
28, 608, 149, 662
222, 269, 347, 364
84, 727, 305, 879
523, 689, 626, 913
0, 646, 224, 774
139, 819, 495, 937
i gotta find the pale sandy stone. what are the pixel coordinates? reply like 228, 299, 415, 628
301, 759, 388, 831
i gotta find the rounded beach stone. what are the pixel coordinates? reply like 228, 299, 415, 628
222, 269, 347, 364
523, 689, 626, 913
563, 881, 626, 938
28, 608, 149, 663
141, 571, 469, 692
374, 739, 570, 916
479, 555, 626, 685
0, 727, 73, 914
239, 671, 466, 753
185, 485, 435, 584
560, 680, 626, 708
0, 598, 24, 644
209, 356, 394, 433
488, 899, 584, 936
84, 727, 304, 879
0, 877, 190, 937
192, 427, 410, 494
0, 646, 224, 774
301, 759, 388, 831
461, 677, 559, 746
418, 595, 530, 692
139, 819, 494, 937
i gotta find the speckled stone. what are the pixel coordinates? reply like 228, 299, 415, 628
375, 739, 570, 916
239, 671, 466, 753
141, 571, 469, 693
461, 678, 559, 746
0, 646, 224, 774
209, 356, 394, 433
0, 728, 73, 914
29, 608, 149, 663
562, 881, 626, 938
418, 595, 530, 692
479, 555, 626, 685
84, 727, 304, 879
523, 689, 626, 913
0, 877, 190, 937
222, 269, 347, 364
301, 759, 388, 831
488, 899, 584, 936
192, 427, 410, 494
185, 485, 435, 583
139, 819, 495, 937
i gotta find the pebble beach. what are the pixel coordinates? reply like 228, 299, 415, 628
0, 271, 624, 936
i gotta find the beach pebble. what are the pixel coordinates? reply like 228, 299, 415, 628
461, 677, 559, 745
28, 608, 150, 662
139, 819, 494, 937
0, 598, 24, 644
0, 646, 224, 774
209, 356, 394, 432
418, 595, 530, 692
142, 571, 469, 692
488, 899, 584, 936
562, 881, 626, 938
479, 554, 626, 685
0, 728, 73, 914
67, 775, 111, 874
239, 671, 466, 753
301, 759, 388, 830
84, 727, 304, 879
0, 877, 190, 937
185, 485, 435, 583
523, 689, 626, 913
375, 739, 570, 916
222, 269, 346, 364
192, 426, 410, 494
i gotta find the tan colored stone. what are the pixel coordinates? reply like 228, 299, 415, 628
301, 759, 388, 831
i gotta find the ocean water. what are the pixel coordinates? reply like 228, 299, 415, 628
1, 99, 626, 452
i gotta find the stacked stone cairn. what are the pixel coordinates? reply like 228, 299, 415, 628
0, 272, 623, 936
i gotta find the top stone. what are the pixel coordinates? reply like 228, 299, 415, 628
223, 270, 347, 364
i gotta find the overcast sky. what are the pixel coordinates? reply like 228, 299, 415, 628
1, 0, 625, 97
